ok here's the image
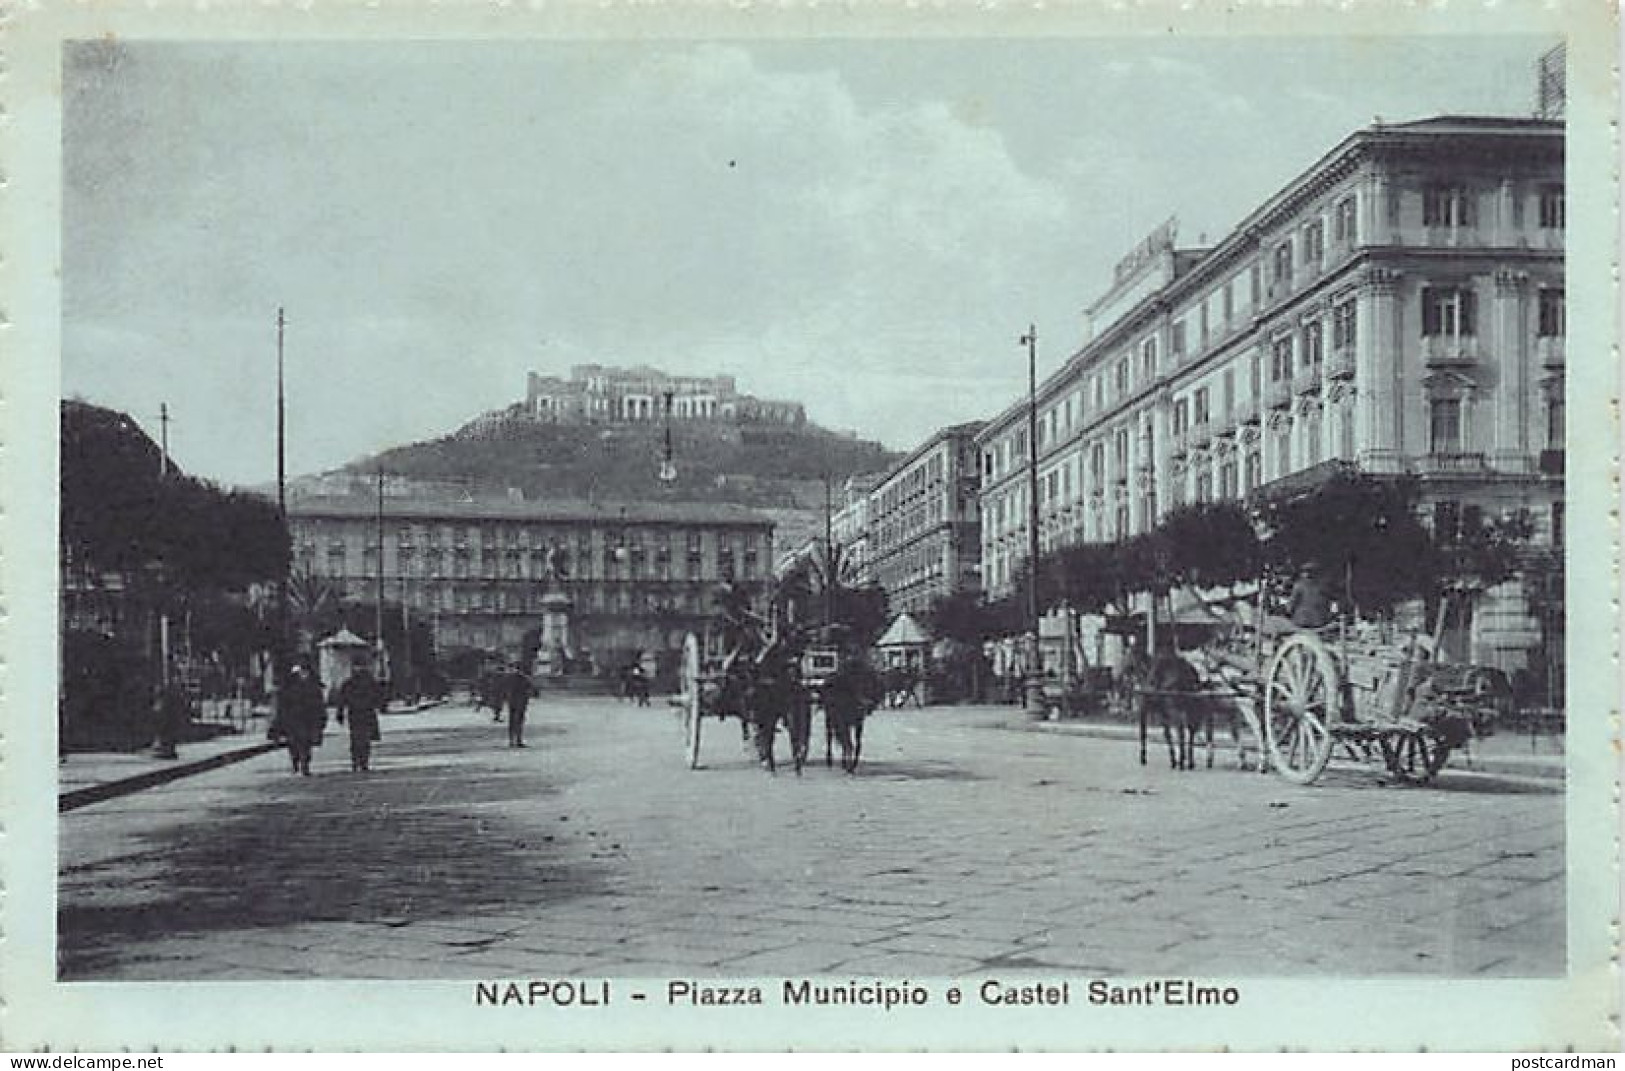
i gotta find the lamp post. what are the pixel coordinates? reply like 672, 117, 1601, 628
1020, 325, 1042, 715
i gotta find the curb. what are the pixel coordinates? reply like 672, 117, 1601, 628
59, 741, 281, 813
987, 716, 1565, 783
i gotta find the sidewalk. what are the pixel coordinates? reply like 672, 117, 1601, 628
58, 699, 456, 812
965, 704, 1565, 783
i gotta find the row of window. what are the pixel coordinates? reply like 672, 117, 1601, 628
295, 520, 765, 556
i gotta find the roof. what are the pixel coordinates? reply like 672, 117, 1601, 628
288, 494, 773, 528
318, 628, 371, 649
973, 114, 1563, 445
875, 612, 931, 648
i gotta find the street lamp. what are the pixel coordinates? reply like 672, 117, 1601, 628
1020, 325, 1042, 715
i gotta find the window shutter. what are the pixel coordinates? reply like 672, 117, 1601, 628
1422, 289, 1440, 336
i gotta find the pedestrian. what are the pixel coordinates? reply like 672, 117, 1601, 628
1287, 562, 1333, 630
151, 676, 190, 760
336, 663, 385, 772
505, 663, 533, 748
279, 662, 327, 776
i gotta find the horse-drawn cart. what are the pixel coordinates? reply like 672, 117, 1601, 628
1140, 596, 1484, 786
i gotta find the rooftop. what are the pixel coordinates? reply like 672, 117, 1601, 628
288, 494, 774, 528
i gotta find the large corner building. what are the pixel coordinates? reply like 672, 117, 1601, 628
975, 115, 1564, 670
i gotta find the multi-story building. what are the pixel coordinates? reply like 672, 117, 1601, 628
287, 492, 773, 662
524, 364, 805, 425
830, 473, 883, 587
868, 422, 986, 618
977, 115, 1563, 670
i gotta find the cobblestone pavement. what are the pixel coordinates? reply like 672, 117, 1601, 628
58, 698, 1564, 981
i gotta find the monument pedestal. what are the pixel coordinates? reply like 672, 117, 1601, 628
537, 588, 574, 676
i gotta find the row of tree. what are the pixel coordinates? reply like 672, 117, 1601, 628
61, 400, 293, 748
928, 466, 1535, 646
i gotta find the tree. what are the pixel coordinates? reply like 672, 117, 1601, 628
1253, 466, 1434, 616
1156, 501, 1262, 591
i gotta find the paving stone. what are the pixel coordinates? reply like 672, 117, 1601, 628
57, 699, 1566, 981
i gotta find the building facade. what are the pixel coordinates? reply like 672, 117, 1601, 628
524, 364, 805, 425
830, 473, 882, 588
868, 422, 986, 618
287, 493, 774, 662
976, 116, 1563, 670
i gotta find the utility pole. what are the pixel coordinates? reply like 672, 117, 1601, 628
823, 473, 835, 628
157, 401, 172, 685
375, 466, 387, 684
158, 403, 171, 478
274, 308, 289, 706
1021, 324, 1041, 713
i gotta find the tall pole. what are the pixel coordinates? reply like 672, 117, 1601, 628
158, 403, 171, 478
375, 466, 387, 682
274, 308, 288, 699
824, 473, 835, 628
1021, 324, 1041, 712
157, 401, 172, 685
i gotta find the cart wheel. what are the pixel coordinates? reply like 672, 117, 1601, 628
681, 633, 703, 769
1382, 728, 1451, 785
1263, 632, 1338, 785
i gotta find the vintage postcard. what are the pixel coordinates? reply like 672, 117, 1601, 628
1, 0, 1618, 1052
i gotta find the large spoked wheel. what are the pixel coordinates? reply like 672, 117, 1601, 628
1380, 727, 1451, 785
1263, 632, 1339, 785
681, 633, 703, 769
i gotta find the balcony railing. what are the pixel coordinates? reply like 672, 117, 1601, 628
1231, 396, 1259, 426
1171, 428, 1189, 457
1189, 423, 1212, 451
1537, 336, 1565, 368
1422, 334, 1481, 368
1292, 364, 1321, 395
1265, 378, 1292, 410
1326, 347, 1356, 380
1421, 451, 1488, 474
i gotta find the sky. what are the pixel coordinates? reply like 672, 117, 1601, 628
62, 34, 1553, 487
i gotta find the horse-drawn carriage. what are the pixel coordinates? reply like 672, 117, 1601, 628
672, 589, 879, 774
1136, 590, 1488, 787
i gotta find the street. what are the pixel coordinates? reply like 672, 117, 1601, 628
58, 697, 1565, 981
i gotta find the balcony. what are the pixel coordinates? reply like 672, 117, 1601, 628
1420, 451, 1488, 475
1265, 378, 1292, 410
1537, 336, 1565, 368
1188, 423, 1212, 451
1292, 364, 1321, 396
1170, 428, 1189, 458
1231, 396, 1259, 427
1326, 347, 1356, 381
1421, 334, 1482, 369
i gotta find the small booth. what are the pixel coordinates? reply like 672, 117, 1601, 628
317, 628, 372, 702
874, 612, 930, 673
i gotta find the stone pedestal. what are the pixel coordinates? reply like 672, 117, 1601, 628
537, 588, 574, 676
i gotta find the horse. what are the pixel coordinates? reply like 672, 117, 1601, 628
1128, 647, 1212, 770
823, 663, 882, 773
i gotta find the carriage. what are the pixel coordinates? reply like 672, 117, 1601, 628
1140, 589, 1487, 786
673, 602, 874, 774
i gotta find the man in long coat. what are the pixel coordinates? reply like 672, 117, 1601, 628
505, 664, 533, 748
279, 663, 327, 776
336, 664, 385, 772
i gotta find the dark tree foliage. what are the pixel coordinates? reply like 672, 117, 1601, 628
1252, 467, 1435, 614
926, 590, 998, 645
61, 400, 290, 591
1155, 501, 1262, 590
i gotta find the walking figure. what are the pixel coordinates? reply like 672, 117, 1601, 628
337, 663, 385, 772
505, 664, 533, 748
278, 663, 327, 776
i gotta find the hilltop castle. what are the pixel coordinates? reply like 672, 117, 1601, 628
524, 365, 806, 426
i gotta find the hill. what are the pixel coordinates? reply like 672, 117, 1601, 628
317, 409, 900, 514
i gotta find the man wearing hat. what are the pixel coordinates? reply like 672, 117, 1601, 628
1287, 562, 1333, 630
